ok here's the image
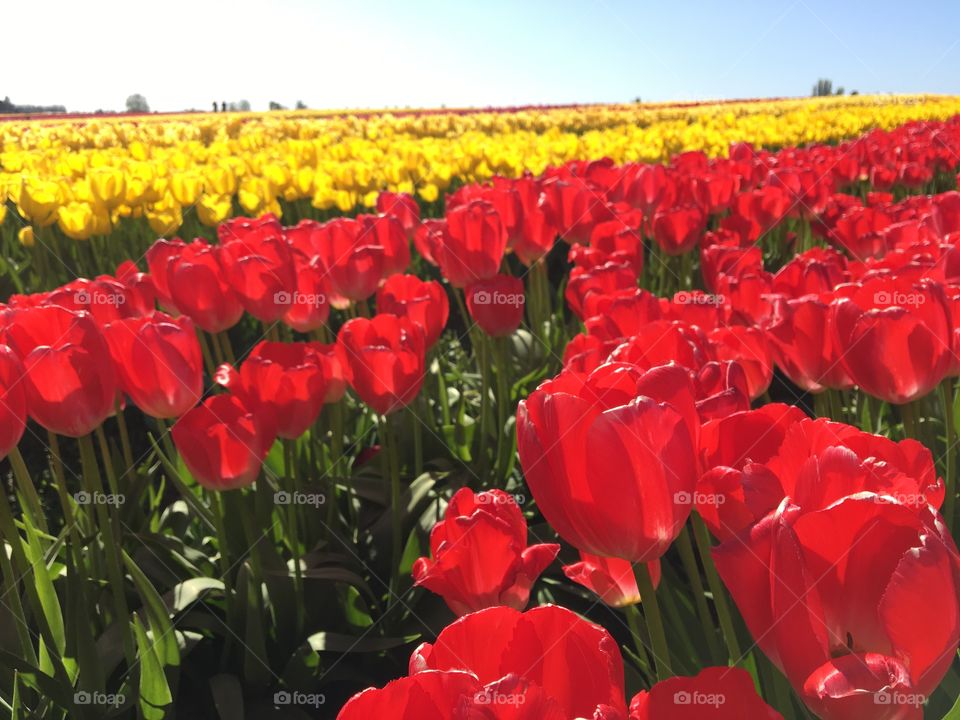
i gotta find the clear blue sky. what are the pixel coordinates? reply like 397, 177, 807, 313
5, 0, 959, 112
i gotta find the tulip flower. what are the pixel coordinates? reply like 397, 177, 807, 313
310, 342, 349, 403
216, 341, 327, 440
357, 213, 411, 277
629, 666, 783, 719
565, 261, 638, 320
409, 605, 628, 719
102, 314, 203, 419
436, 200, 507, 287
563, 552, 660, 607
652, 205, 706, 256
714, 497, 960, 720
338, 314, 426, 415
412, 488, 559, 615
376, 274, 449, 348
465, 275, 525, 337
172, 394, 275, 491
376, 191, 420, 240
219, 232, 297, 322
337, 670, 492, 720
517, 362, 698, 561
146, 238, 245, 333
312, 217, 385, 304
0, 345, 27, 459
279, 250, 329, 332
831, 277, 953, 404
3, 305, 117, 437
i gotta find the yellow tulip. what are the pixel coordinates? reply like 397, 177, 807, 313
197, 194, 233, 227
18, 225, 35, 247
57, 202, 97, 240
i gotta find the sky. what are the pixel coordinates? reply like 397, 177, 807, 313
4, 0, 959, 113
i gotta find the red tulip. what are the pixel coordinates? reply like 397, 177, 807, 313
102, 313, 203, 419
145, 237, 186, 310
337, 670, 494, 720
591, 220, 644, 276
714, 497, 960, 720
652, 205, 706, 256
0, 345, 26, 459
767, 294, 854, 394
47, 277, 134, 324
517, 362, 698, 561
114, 260, 157, 318
376, 274, 449, 348
708, 326, 773, 399
338, 314, 425, 415
310, 342, 349, 403
278, 250, 329, 333
218, 213, 282, 245
409, 605, 628, 719
539, 178, 603, 245
412, 218, 446, 267
312, 217, 385, 305
376, 191, 420, 239
357, 213, 411, 277
565, 261, 637, 320
512, 176, 557, 266
584, 289, 661, 343
437, 200, 508, 287
629, 666, 783, 719
465, 275, 525, 337
219, 232, 296, 322
216, 341, 327, 440
563, 552, 659, 607
3, 305, 117, 437
160, 239, 245, 333
831, 278, 953, 403
412, 488, 559, 615
171, 394, 274, 490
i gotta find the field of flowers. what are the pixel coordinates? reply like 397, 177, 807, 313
1, 94, 960, 718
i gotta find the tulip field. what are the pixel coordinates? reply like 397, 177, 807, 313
3, 94, 960, 719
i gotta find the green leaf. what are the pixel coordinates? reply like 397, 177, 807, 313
132, 615, 172, 720
122, 550, 180, 668
305, 632, 416, 653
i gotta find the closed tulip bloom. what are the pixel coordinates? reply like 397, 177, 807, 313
280, 250, 329, 332
465, 275, 525, 337
3, 305, 117, 437
219, 232, 296, 322
338, 314, 425, 415
767, 294, 854, 394
831, 278, 953, 403
102, 314, 203, 419
437, 200, 507, 287
376, 191, 420, 239
312, 217, 385, 304
172, 394, 274, 491
145, 237, 186, 311
563, 552, 660, 607
629, 667, 783, 719
518, 362, 698, 561
708, 326, 773, 399
162, 240, 245, 333
357, 213, 411, 277
413, 488, 559, 615
376, 274, 449, 348
0, 345, 27, 459
714, 497, 960, 720
409, 605, 628, 719
652, 205, 706, 256
412, 218, 446, 267
310, 342, 349, 403
217, 341, 327, 440
337, 670, 493, 720
565, 261, 638, 320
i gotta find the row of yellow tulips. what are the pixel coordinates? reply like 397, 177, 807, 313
2, 94, 959, 241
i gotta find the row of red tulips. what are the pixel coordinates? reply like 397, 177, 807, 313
1, 111, 959, 718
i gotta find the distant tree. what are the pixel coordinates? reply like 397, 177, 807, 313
126, 94, 150, 112
269, 101, 287, 111
812, 79, 833, 97
835, 87, 845, 95
295, 100, 307, 110
850, 90, 859, 96
237, 100, 251, 111
633, 96, 642, 103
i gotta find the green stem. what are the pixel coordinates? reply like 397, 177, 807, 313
379, 415, 402, 607
635, 561, 671, 681
676, 526, 722, 663
941, 380, 956, 531
283, 439, 305, 633
623, 603, 652, 678
692, 514, 742, 663
7, 447, 46, 534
